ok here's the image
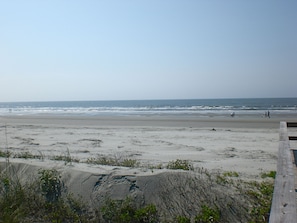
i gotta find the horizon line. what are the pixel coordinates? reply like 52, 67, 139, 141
0, 97, 296, 104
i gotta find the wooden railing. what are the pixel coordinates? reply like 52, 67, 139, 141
269, 122, 297, 223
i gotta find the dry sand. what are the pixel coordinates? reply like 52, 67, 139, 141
0, 115, 284, 175
0, 115, 296, 221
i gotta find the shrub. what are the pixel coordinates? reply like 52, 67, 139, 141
167, 159, 194, 171
101, 198, 120, 221
223, 171, 239, 177
261, 171, 276, 179
0, 176, 25, 221
43, 194, 89, 223
247, 180, 274, 222
0, 167, 91, 222
135, 204, 158, 223
0, 169, 41, 222
101, 197, 159, 223
175, 216, 191, 223
38, 169, 63, 203
101, 198, 136, 223
0, 149, 11, 158
195, 205, 220, 223
216, 174, 229, 185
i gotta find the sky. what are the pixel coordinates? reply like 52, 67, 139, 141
0, 0, 296, 102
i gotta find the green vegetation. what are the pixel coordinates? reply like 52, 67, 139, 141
86, 154, 139, 168
0, 164, 275, 223
216, 174, 229, 185
215, 171, 240, 185
1, 149, 45, 161
247, 181, 274, 222
38, 168, 63, 203
50, 148, 80, 165
101, 198, 159, 223
261, 170, 276, 179
211, 171, 273, 223
195, 205, 220, 223
175, 216, 191, 223
14, 151, 42, 159
0, 149, 11, 158
101, 197, 159, 223
0, 146, 276, 223
51, 155, 80, 165
0, 167, 89, 222
223, 171, 239, 178
167, 159, 194, 171
0, 123, 276, 222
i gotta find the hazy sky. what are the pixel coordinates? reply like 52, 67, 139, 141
0, 0, 296, 102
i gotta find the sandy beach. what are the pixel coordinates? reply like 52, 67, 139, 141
0, 115, 287, 175
1, 115, 296, 222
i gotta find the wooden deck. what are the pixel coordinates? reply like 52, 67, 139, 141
269, 122, 297, 223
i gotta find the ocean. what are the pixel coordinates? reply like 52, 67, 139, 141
0, 98, 296, 117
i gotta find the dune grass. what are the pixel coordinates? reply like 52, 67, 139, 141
0, 166, 90, 222
0, 149, 275, 223
0, 161, 274, 223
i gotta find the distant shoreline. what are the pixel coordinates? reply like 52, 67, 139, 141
1, 114, 297, 129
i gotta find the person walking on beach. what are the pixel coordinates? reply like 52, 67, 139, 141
264, 111, 270, 118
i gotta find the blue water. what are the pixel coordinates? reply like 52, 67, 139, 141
0, 98, 296, 117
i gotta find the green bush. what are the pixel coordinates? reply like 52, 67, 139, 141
261, 171, 276, 179
0, 149, 11, 158
167, 159, 194, 171
43, 195, 89, 223
216, 174, 229, 185
175, 216, 191, 223
195, 205, 220, 223
247, 180, 274, 222
0, 173, 21, 221
0, 164, 275, 223
223, 171, 239, 177
38, 169, 63, 203
101, 197, 159, 223
0, 167, 91, 222
135, 204, 158, 223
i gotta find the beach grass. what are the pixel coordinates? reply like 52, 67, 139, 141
167, 159, 194, 171
0, 166, 90, 222
86, 154, 139, 168
0, 160, 274, 222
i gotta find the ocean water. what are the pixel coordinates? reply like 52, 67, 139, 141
0, 98, 296, 117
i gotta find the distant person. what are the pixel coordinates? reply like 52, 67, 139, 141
267, 110, 270, 118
